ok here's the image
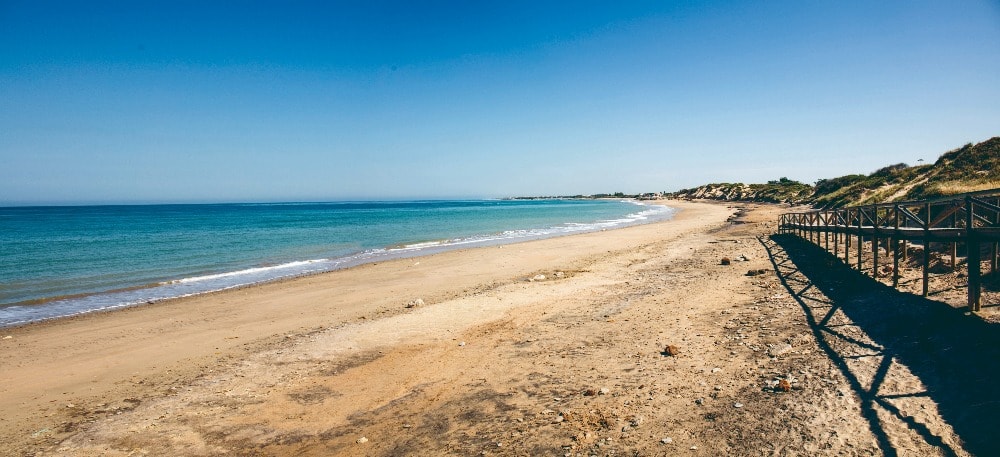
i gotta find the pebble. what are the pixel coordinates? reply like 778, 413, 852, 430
711, 367, 722, 373
734, 402, 744, 408
599, 387, 610, 395
458, 341, 466, 347
2, 335, 12, 340
356, 437, 368, 444
767, 343, 793, 357
661, 437, 673, 444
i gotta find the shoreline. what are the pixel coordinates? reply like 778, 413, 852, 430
1, 200, 672, 329
4, 199, 975, 456
1, 199, 717, 452
1, 199, 681, 334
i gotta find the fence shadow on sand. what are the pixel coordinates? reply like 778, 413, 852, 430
763, 234, 1000, 457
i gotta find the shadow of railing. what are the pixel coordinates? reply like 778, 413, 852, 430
763, 234, 1000, 457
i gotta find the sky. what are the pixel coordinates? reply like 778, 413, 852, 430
1, 1, 999, 204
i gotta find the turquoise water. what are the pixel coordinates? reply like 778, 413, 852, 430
0, 199, 673, 327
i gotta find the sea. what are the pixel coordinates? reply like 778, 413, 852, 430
0, 199, 674, 328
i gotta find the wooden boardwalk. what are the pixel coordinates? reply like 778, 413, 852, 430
778, 189, 1000, 311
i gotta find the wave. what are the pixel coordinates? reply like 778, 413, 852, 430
392, 201, 673, 251
167, 259, 327, 284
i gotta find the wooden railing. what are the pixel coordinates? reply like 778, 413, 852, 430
778, 189, 1000, 311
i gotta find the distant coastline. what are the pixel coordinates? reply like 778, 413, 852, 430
667, 136, 999, 207
507, 192, 666, 201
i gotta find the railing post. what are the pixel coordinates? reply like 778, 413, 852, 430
845, 209, 852, 264
833, 210, 839, 257
967, 196, 982, 312
873, 207, 880, 280
893, 204, 900, 288
857, 207, 864, 272
824, 211, 830, 252
812, 213, 818, 245
902, 209, 908, 262
809, 213, 814, 244
923, 202, 930, 297
994, 198, 999, 273
951, 209, 958, 269
807, 213, 811, 242
815, 213, 820, 245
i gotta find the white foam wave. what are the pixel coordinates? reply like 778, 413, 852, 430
388, 241, 445, 252
171, 259, 326, 284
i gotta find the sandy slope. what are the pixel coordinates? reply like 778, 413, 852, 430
0, 200, 983, 456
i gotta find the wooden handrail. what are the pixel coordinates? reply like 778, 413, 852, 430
777, 187, 1000, 312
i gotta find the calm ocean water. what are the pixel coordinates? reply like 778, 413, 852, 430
0, 199, 673, 327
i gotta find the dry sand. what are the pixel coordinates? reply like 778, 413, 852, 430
1, 200, 994, 456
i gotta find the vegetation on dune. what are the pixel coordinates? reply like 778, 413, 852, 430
746, 178, 813, 203
905, 137, 1000, 200
669, 178, 811, 204
513, 137, 999, 206
812, 163, 933, 207
668, 136, 1000, 207
809, 174, 866, 207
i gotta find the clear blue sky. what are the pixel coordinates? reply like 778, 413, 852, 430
2, 1, 999, 204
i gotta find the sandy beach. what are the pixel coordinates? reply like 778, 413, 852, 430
2, 199, 993, 456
